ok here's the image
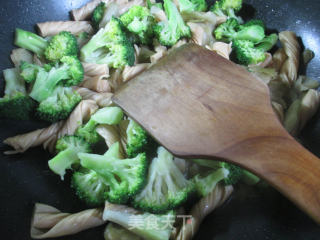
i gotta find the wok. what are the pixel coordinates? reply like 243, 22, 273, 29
0, 0, 320, 239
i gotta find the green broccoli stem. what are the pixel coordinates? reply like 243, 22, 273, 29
80, 152, 112, 172
256, 33, 278, 52
103, 202, 174, 240
233, 25, 265, 43
241, 169, 260, 185
76, 107, 123, 141
91, 106, 123, 124
48, 148, 79, 180
226, 8, 237, 19
178, 0, 196, 12
15, 28, 48, 56
192, 158, 222, 169
80, 28, 106, 61
83, 118, 98, 132
165, 0, 189, 37
3, 68, 26, 96
195, 168, 230, 197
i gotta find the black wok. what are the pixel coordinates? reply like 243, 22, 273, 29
0, 0, 320, 239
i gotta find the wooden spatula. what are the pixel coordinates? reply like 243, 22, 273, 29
113, 43, 320, 223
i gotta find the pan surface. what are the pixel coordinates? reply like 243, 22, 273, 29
0, 0, 320, 239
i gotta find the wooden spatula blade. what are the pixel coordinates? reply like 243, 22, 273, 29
113, 43, 280, 158
113, 43, 320, 224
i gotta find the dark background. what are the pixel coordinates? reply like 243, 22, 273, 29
0, 0, 320, 239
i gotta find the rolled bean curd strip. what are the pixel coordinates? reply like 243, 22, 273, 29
37, 21, 94, 37
31, 203, 105, 239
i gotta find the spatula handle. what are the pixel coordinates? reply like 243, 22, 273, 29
219, 130, 320, 223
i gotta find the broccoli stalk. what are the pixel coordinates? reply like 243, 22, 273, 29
103, 202, 175, 240
210, 0, 243, 21
80, 17, 135, 68
44, 31, 78, 62
36, 86, 82, 122
241, 169, 260, 185
178, 0, 207, 13
76, 106, 124, 144
15, 29, 78, 62
78, 142, 147, 204
154, 0, 191, 47
14, 28, 48, 56
0, 68, 36, 120
29, 56, 84, 102
133, 146, 194, 214
71, 168, 108, 206
48, 136, 92, 179
214, 18, 265, 43
255, 33, 278, 52
120, 6, 156, 45
192, 159, 243, 185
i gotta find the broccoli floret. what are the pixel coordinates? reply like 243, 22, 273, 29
19, 61, 42, 83
214, 18, 265, 43
210, 0, 242, 20
231, 33, 277, 66
71, 168, 108, 207
29, 56, 84, 102
255, 33, 278, 52
192, 159, 243, 185
14, 28, 48, 56
126, 118, 148, 158
120, 6, 156, 45
76, 106, 124, 144
232, 40, 266, 65
80, 17, 135, 68
36, 86, 82, 122
214, 18, 239, 40
92, 2, 106, 28
44, 31, 78, 62
103, 202, 175, 240
178, 0, 207, 12
48, 136, 91, 179
59, 55, 84, 86
133, 146, 194, 214
194, 159, 260, 186
78, 142, 148, 204
0, 68, 36, 120
154, 0, 191, 47
194, 167, 230, 197
238, 19, 265, 30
